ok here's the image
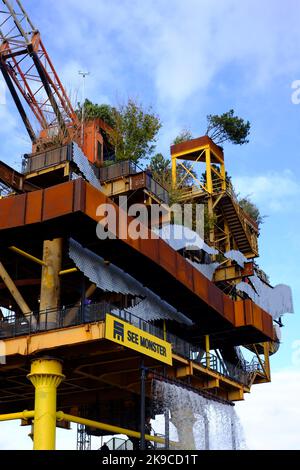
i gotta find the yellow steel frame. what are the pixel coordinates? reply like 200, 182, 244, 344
205, 335, 210, 368
252, 344, 270, 381
59, 267, 78, 276
8, 247, 78, 275
0, 409, 171, 450
0, 316, 250, 450
56, 412, 169, 447
171, 144, 226, 196
9, 246, 46, 267
0, 411, 34, 422
25, 162, 70, 181
27, 358, 65, 450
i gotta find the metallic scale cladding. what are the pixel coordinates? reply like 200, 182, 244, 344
69, 239, 193, 325
187, 259, 220, 281
71, 142, 102, 190
156, 224, 219, 255
236, 275, 294, 320
224, 250, 249, 268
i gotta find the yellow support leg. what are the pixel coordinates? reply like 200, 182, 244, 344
205, 148, 213, 194
205, 335, 210, 368
27, 358, 65, 450
171, 156, 177, 189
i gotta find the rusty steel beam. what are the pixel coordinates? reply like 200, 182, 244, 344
0, 278, 40, 290
0, 179, 275, 342
0, 261, 31, 315
0, 161, 38, 193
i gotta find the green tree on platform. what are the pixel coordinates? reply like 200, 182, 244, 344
206, 109, 250, 146
78, 99, 162, 163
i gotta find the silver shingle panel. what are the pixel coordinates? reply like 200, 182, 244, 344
71, 142, 102, 190
156, 224, 218, 255
187, 259, 220, 281
224, 250, 248, 268
69, 239, 144, 296
69, 239, 193, 326
236, 274, 294, 320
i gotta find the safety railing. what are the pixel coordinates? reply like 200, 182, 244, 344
145, 174, 169, 205
99, 160, 138, 182
22, 144, 70, 174
105, 436, 133, 451
0, 302, 254, 386
99, 160, 169, 205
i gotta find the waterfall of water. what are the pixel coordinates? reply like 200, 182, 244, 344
152, 380, 246, 450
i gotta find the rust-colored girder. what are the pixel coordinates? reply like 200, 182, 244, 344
0, 179, 274, 342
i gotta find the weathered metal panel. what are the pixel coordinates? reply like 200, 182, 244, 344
0, 193, 26, 229
176, 253, 193, 291
208, 283, 224, 316
252, 303, 263, 331
139, 237, 159, 263
223, 296, 235, 323
85, 182, 106, 221
73, 178, 86, 213
262, 310, 274, 339
42, 182, 74, 221
159, 242, 177, 275
25, 191, 43, 225
130, 173, 146, 190
234, 301, 245, 327
244, 299, 253, 325
0, 179, 276, 342
192, 268, 209, 304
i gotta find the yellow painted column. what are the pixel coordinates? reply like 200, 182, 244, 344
171, 156, 177, 189
27, 358, 65, 450
205, 335, 210, 368
224, 219, 231, 253
220, 161, 226, 191
205, 148, 213, 194
263, 342, 271, 381
40, 238, 63, 326
207, 197, 215, 245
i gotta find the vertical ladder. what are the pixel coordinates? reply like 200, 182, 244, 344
77, 424, 91, 450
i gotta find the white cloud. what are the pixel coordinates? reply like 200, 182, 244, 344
236, 368, 300, 450
292, 340, 300, 367
35, 0, 300, 109
234, 170, 300, 213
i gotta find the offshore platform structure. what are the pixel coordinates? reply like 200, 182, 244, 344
0, 0, 293, 451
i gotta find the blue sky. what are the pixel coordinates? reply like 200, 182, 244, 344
0, 0, 299, 449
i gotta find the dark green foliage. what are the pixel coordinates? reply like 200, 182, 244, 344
172, 129, 193, 145
206, 109, 250, 145
150, 153, 171, 187
78, 99, 161, 163
238, 196, 265, 227
77, 99, 116, 127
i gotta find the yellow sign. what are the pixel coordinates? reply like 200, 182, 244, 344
105, 314, 173, 366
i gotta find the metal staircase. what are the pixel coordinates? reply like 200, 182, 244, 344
220, 193, 258, 257
105, 436, 133, 450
